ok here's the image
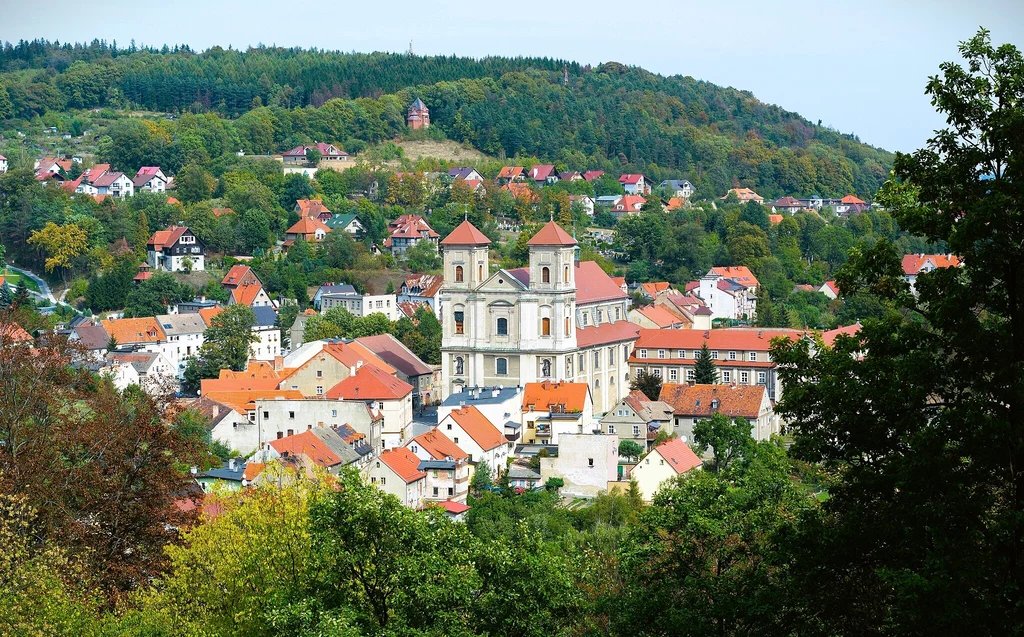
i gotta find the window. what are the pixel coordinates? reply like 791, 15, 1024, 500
633, 425, 640, 437
378, 402, 384, 410
608, 425, 616, 434
541, 317, 551, 336
669, 368, 678, 381
316, 386, 324, 395
496, 317, 508, 336
722, 371, 731, 383
448, 487, 454, 496
433, 487, 439, 497
579, 354, 585, 372
332, 409, 337, 417
639, 349, 648, 359
455, 357, 464, 375
594, 378, 600, 388
711, 350, 719, 360
454, 311, 464, 334
581, 313, 588, 327
288, 411, 295, 420
678, 349, 686, 358
741, 371, 749, 383
758, 371, 767, 384
263, 411, 269, 419
588, 458, 594, 467
615, 307, 621, 320
380, 477, 386, 485
597, 309, 603, 323
594, 350, 601, 370
454, 437, 459, 444
447, 423, 452, 430
542, 267, 550, 283
609, 348, 615, 365
686, 369, 695, 381
455, 265, 464, 282
749, 352, 757, 362
496, 358, 508, 375
624, 345, 630, 360
729, 351, 737, 360
658, 349, 666, 359
565, 317, 570, 334
564, 265, 569, 281
287, 429, 294, 437
711, 398, 720, 410
652, 368, 661, 378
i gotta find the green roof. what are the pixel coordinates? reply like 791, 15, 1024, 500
325, 213, 362, 229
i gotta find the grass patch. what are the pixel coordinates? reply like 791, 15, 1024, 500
1, 270, 41, 292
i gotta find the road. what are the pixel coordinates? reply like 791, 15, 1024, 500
4, 263, 73, 310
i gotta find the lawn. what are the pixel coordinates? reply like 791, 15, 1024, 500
1, 270, 41, 293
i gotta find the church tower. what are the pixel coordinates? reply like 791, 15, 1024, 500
439, 220, 491, 396
407, 98, 430, 130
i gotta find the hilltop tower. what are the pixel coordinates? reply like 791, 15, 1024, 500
407, 98, 430, 130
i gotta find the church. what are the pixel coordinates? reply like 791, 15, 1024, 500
439, 219, 640, 414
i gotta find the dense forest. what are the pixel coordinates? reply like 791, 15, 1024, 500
0, 39, 892, 199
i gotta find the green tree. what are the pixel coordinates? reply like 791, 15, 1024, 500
403, 239, 441, 272
618, 440, 645, 462
773, 29, 1024, 634
175, 163, 215, 204
123, 272, 193, 317
692, 412, 754, 473
629, 369, 662, 400
304, 146, 322, 165
693, 342, 719, 384
471, 460, 493, 494
183, 304, 258, 393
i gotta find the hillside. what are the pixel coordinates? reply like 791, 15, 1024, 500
0, 40, 892, 199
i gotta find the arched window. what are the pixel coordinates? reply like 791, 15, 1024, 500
542, 267, 550, 283
478, 264, 483, 280
565, 317, 570, 334
454, 310, 464, 334
496, 317, 508, 336
455, 265, 464, 282
541, 317, 551, 336
566, 358, 573, 377
564, 265, 569, 282
455, 357, 464, 375
496, 358, 508, 375
541, 359, 551, 377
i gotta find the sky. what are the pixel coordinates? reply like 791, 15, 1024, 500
2, 0, 1022, 153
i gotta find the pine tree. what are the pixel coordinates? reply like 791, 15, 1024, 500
694, 342, 718, 384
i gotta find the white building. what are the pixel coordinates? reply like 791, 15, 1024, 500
93, 171, 134, 198
539, 433, 618, 498
696, 267, 759, 321
156, 313, 206, 378
438, 385, 523, 439
361, 294, 399, 321
147, 226, 205, 273
251, 306, 282, 361
631, 437, 703, 502
436, 405, 510, 478
366, 448, 426, 509
0, 155, 8, 174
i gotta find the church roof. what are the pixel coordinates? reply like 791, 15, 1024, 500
526, 221, 576, 246
440, 220, 491, 246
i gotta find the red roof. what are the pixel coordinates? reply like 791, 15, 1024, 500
527, 221, 576, 246
92, 171, 126, 188
445, 405, 506, 451
0, 323, 33, 344
619, 173, 644, 185
412, 429, 468, 460
529, 164, 556, 182
768, 214, 784, 224
436, 500, 470, 514
841, 194, 866, 205
326, 364, 413, 401
295, 198, 331, 217
575, 261, 627, 304
222, 264, 257, 287
231, 283, 266, 307
498, 166, 524, 180
522, 380, 589, 413
635, 305, 684, 328
822, 323, 861, 347
641, 281, 672, 296
148, 226, 190, 251
711, 266, 760, 288
270, 430, 343, 468
582, 170, 605, 182
286, 216, 330, 238
441, 220, 491, 246
379, 448, 426, 483
901, 254, 961, 274
823, 280, 839, 295
576, 321, 641, 348
632, 328, 805, 356
653, 438, 703, 474
402, 273, 445, 297
659, 383, 768, 419
501, 183, 538, 202
613, 195, 646, 212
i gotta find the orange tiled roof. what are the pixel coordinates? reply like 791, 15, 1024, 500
101, 317, 163, 344
653, 438, 703, 474
147, 225, 189, 251
242, 462, 265, 481
199, 306, 225, 327
575, 321, 640, 348
231, 283, 266, 307
641, 281, 672, 296
768, 214, 784, 224
379, 447, 426, 483
635, 305, 684, 328
326, 363, 412, 401
202, 389, 304, 414
295, 198, 331, 217
522, 380, 589, 413
270, 430, 343, 468
440, 220, 491, 246
500, 182, 538, 203
658, 383, 767, 419
841, 194, 866, 205
666, 197, 685, 211
412, 429, 468, 460
446, 405, 505, 451
527, 220, 576, 246
710, 266, 760, 288
286, 216, 330, 238
632, 327, 804, 356
212, 207, 235, 217
218, 360, 284, 380
222, 264, 255, 287
901, 254, 961, 274
822, 323, 861, 347
0, 323, 33, 344
200, 378, 284, 394
497, 166, 524, 180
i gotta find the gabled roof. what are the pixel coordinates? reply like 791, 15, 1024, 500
199, 306, 225, 327
441, 220, 491, 246
445, 405, 506, 451
447, 166, 480, 180
101, 317, 164, 344
222, 264, 256, 287
0, 323, 33, 344
641, 281, 672, 297
632, 328, 805, 354
822, 323, 861, 347
402, 273, 445, 296
768, 214, 784, 224
379, 447, 426, 483
286, 216, 330, 237
326, 363, 413, 401
722, 187, 763, 201
666, 197, 686, 211
621, 389, 675, 422
270, 430, 344, 468
840, 194, 866, 205
901, 253, 962, 274
231, 283, 266, 307
635, 304, 685, 328
522, 380, 589, 413
772, 196, 803, 207
412, 429, 468, 461
356, 333, 432, 377
201, 389, 303, 413
398, 301, 430, 319
497, 166, 524, 179
613, 194, 646, 211
527, 221, 576, 246
529, 164, 556, 181
156, 313, 207, 336
72, 323, 110, 350
148, 225, 191, 250
295, 198, 331, 217
822, 280, 839, 295
500, 183, 538, 202
93, 171, 127, 187
132, 173, 160, 187
252, 306, 278, 328
651, 438, 703, 474
710, 266, 760, 288
575, 260, 627, 304
582, 170, 605, 182
619, 173, 645, 185
658, 383, 768, 419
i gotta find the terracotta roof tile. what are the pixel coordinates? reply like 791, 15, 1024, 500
652, 438, 703, 474
710, 266, 760, 288
658, 383, 767, 419
326, 363, 412, 400
379, 447, 426, 483
575, 321, 640, 348
412, 429, 468, 460
901, 254, 962, 274
270, 430, 343, 468
440, 220, 491, 246
527, 221, 576, 246
445, 405, 506, 451
632, 328, 804, 356
522, 381, 589, 413
101, 317, 164, 344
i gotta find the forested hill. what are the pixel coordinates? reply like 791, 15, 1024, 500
0, 39, 892, 199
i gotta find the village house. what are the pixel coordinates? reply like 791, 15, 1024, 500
278, 339, 396, 397
695, 266, 759, 320
282, 142, 349, 165
406, 429, 470, 503
251, 306, 281, 361
398, 273, 444, 314
147, 226, 205, 272
357, 333, 435, 410
447, 166, 484, 182
508, 465, 542, 490
435, 404, 509, 478
771, 196, 804, 214
222, 265, 273, 308
360, 294, 400, 321
619, 174, 651, 195
366, 448, 426, 508
582, 170, 605, 182
155, 313, 206, 378
294, 198, 333, 222
820, 280, 840, 299
284, 216, 330, 245
521, 381, 595, 446
611, 194, 646, 218
133, 166, 168, 193
383, 214, 439, 257
559, 171, 583, 182
539, 432, 619, 497
244, 396, 380, 459
325, 213, 365, 237
628, 304, 688, 329
93, 171, 134, 198
262, 426, 369, 474
629, 327, 807, 403
528, 164, 558, 185
600, 389, 675, 448
568, 194, 595, 217
327, 363, 414, 450
630, 438, 703, 502
313, 283, 360, 312
659, 179, 695, 199
496, 166, 525, 184
902, 253, 962, 295
658, 382, 778, 444
835, 194, 870, 215
438, 385, 524, 443
104, 350, 176, 395
722, 187, 764, 204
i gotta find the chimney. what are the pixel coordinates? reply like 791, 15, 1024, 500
492, 387, 499, 398
212, 404, 220, 418
228, 458, 237, 471
460, 400, 466, 408
273, 355, 284, 371
189, 466, 198, 475
758, 331, 763, 339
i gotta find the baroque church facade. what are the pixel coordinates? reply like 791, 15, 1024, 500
439, 220, 640, 413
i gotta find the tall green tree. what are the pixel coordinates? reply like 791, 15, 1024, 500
183, 305, 258, 393
629, 369, 662, 400
693, 342, 718, 384
774, 29, 1024, 634
693, 412, 754, 473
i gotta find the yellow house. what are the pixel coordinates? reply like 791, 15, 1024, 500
631, 438, 703, 502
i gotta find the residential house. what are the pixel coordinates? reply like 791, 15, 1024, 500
69, 322, 111, 359
528, 164, 558, 185
500, 182, 538, 204
407, 429, 470, 503
101, 316, 167, 353
407, 98, 430, 129
360, 294, 399, 320
438, 385, 524, 443
666, 197, 686, 211
618, 174, 650, 195
398, 274, 444, 314
133, 167, 168, 193
222, 266, 273, 308
436, 405, 509, 478
284, 216, 330, 245
104, 351, 176, 394
629, 327, 807, 402
294, 199, 333, 222
659, 179, 695, 198
201, 389, 299, 454
263, 426, 368, 474
539, 433, 618, 497
521, 381, 595, 446
289, 309, 317, 350
658, 383, 777, 444
582, 170, 605, 182
314, 283, 361, 312
631, 438, 703, 502
600, 389, 675, 448
628, 304, 686, 329
327, 362, 414, 450
639, 281, 672, 300
147, 226, 205, 272
496, 166, 525, 184
91, 171, 134, 198
771, 196, 804, 214
508, 465, 542, 490
902, 253, 962, 295
249, 396, 380, 460
251, 306, 281, 361
559, 171, 583, 182
357, 333, 435, 409
282, 142, 348, 165
769, 214, 784, 224
655, 292, 713, 330
383, 214, 439, 257
721, 188, 764, 204
325, 213, 365, 237
835, 194, 869, 215
447, 167, 484, 182
222, 264, 261, 289
696, 266, 759, 320
611, 195, 646, 218
820, 280, 839, 300
156, 313, 206, 378
568, 194, 595, 217
366, 448, 426, 508
278, 339, 396, 397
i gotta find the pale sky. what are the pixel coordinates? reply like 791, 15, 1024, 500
2, 0, 1022, 153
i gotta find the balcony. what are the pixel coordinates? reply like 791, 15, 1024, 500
548, 405, 582, 420
535, 424, 551, 437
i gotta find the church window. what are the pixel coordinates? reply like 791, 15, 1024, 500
455, 357, 464, 375
564, 265, 569, 281
541, 317, 551, 336
454, 311, 464, 334
565, 317, 570, 334
455, 265, 464, 282
479, 264, 483, 280
542, 267, 550, 283
578, 354, 585, 372
497, 317, 508, 336
496, 358, 508, 375
615, 307, 621, 320
594, 350, 601, 370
